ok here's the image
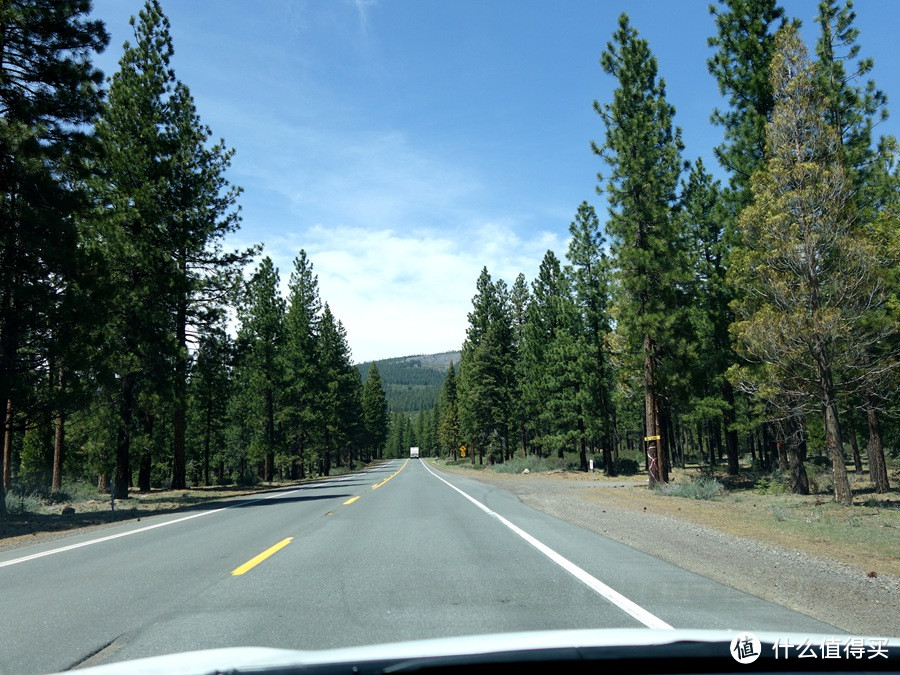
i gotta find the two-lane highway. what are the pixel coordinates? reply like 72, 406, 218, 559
0, 459, 838, 673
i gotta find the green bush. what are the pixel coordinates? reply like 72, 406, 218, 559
754, 476, 788, 495
754, 467, 788, 494
612, 457, 640, 475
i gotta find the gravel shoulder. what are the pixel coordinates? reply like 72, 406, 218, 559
435, 464, 899, 637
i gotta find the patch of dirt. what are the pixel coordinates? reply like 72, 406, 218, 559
438, 464, 900, 637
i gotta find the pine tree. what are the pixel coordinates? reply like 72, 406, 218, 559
0, 0, 108, 510
508, 274, 530, 459
521, 251, 576, 460
458, 268, 514, 464
814, 0, 887, 202
166, 79, 252, 489
362, 363, 389, 462
680, 159, 741, 475
705, 1, 788, 478
814, 0, 894, 492
566, 202, 616, 473
593, 14, 685, 485
187, 324, 233, 486
94, 0, 183, 498
238, 257, 285, 482
730, 25, 889, 505
437, 362, 461, 459
707, 0, 787, 215
281, 250, 322, 477
316, 304, 358, 474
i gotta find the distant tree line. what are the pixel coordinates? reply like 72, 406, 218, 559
430, 1, 898, 506
0, 0, 389, 513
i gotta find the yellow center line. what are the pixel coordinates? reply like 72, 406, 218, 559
231, 537, 292, 576
343, 496, 360, 505
372, 458, 409, 489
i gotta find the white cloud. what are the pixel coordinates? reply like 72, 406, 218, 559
256, 222, 565, 363
217, 89, 569, 363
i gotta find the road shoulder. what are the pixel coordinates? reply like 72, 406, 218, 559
431, 462, 898, 637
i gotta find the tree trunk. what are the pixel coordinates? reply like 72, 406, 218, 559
786, 417, 809, 495
114, 374, 133, 500
137, 412, 153, 493
786, 444, 809, 494
760, 424, 771, 471
171, 297, 188, 490
3, 398, 12, 491
0, 399, 8, 514
722, 382, 740, 475
817, 361, 852, 505
846, 408, 862, 474
264, 385, 275, 482
643, 333, 664, 486
52, 407, 64, 493
203, 422, 211, 486
865, 399, 889, 493
203, 387, 213, 486
777, 436, 789, 472
659, 404, 671, 479
577, 416, 588, 472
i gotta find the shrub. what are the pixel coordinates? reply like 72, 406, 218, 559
612, 457, 640, 475
754, 477, 787, 495
770, 504, 789, 522
754, 467, 788, 494
493, 455, 567, 474
655, 475, 723, 500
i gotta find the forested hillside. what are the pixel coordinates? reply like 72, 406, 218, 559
355, 352, 460, 413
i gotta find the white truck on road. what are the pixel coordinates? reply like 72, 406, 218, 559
409, 447, 420, 459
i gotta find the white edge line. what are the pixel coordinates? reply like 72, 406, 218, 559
420, 460, 674, 631
0, 488, 304, 569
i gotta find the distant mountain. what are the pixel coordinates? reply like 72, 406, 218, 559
355, 351, 460, 413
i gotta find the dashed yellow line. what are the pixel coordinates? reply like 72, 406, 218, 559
231, 537, 292, 576
343, 496, 360, 505
372, 458, 409, 489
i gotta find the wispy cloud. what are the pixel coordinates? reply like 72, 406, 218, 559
351, 0, 377, 38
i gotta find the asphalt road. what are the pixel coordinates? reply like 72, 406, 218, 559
0, 458, 839, 673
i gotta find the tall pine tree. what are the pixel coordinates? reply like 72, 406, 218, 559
565, 202, 615, 474
281, 250, 322, 478
0, 0, 108, 510
361, 363, 388, 462
237, 257, 285, 482
594, 14, 685, 485
730, 25, 888, 505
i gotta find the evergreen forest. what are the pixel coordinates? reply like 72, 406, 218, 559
1, 0, 897, 514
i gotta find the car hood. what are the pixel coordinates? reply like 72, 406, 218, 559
67, 628, 895, 674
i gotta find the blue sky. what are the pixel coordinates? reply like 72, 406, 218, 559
89, 1, 900, 363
